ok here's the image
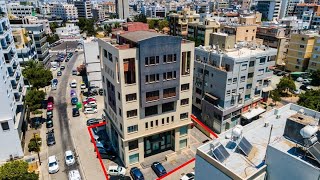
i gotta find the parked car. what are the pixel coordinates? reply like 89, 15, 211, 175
60, 65, 65, 70
276, 71, 285, 76
46, 118, 53, 128
68, 170, 81, 180
47, 129, 56, 146
89, 89, 98, 96
84, 108, 98, 114
51, 84, 57, 90
151, 162, 167, 177
72, 70, 77, 75
273, 69, 281, 75
180, 172, 195, 180
48, 155, 59, 174
99, 88, 104, 96
80, 83, 86, 89
83, 101, 97, 108
65, 150, 76, 166
300, 85, 312, 90
47, 110, 53, 119
57, 71, 62, 76
52, 66, 58, 71
296, 77, 303, 82
107, 165, 126, 176
70, 80, 77, 88
52, 79, 58, 85
293, 89, 301, 95
130, 167, 144, 180
47, 102, 54, 111
71, 97, 78, 105
86, 118, 101, 126
65, 58, 70, 62
302, 79, 311, 85
48, 96, 54, 104
97, 147, 116, 160
72, 108, 80, 117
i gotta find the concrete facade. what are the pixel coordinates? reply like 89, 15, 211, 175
308, 35, 320, 72
74, 0, 92, 19
188, 19, 220, 46
193, 44, 276, 133
51, 3, 78, 21
169, 9, 200, 37
220, 23, 257, 42
115, 0, 129, 19
98, 31, 194, 167
7, 3, 34, 19
0, 1, 25, 163
56, 23, 80, 39
256, 0, 281, 21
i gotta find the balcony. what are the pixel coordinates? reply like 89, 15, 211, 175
146, 95, 160, 102
11, 80, 17, 90
14, 93, 21, 102
16, 74, 21, 81
163, 91, 176, 99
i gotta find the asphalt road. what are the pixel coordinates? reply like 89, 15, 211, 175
48, 52, 81, 180
50, 41, 80, 52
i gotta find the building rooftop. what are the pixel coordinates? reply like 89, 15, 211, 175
197, 103, 320, 179
120, 31, 168, 43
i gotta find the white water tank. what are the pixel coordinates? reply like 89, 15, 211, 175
232, 125, 243, 139
300, 125, 318, 139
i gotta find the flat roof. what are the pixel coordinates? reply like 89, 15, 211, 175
197, 103, 320, 178
120, 31, 168, 43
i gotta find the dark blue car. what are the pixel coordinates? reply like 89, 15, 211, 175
71, 97, 78, 105
151, 162, 167, 177
52, 79, 58, 85
130, 167, 144, 180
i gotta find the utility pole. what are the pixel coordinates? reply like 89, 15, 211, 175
33, 133, 41, 165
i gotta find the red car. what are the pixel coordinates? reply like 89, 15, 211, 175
47, 102, 53, 111
86, 98, 96, 103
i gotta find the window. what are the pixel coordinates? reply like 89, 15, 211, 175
1, 122, 9, 131
233, 78, 237, 84
103, 49, 108, 58
258, 69, 264, 76
249, 61, 255, 67
128, 125, 138, 133
181, 83, 189, 91
145, 57, 149, 66
145, 105, 158, 116
302, 37, 305, 41
196, 98, 201, 104
300, 45, 305, 48
259, 57, 266, 64
239, 87, 244, 93
195, 88, 202, 95
240, 76, 246, 82
126, 93, 137, 102
248, 72, 254, 78
226, 90, 231, 96
163, 87, 176, 98
232, 89, 236, 94
108, 52, 112, 62
146, 90, 159, 101
118, 92, 121, 100
180, 98, 189, 106
167, 54, 173, 62
149, 56, 156, 65
127, 109, 137, 118
151, 121, 153, 127
163, 55, 166, 62
246, 84, 252, 89
129, 153, 139, 164
179, 139, 187, 149
167, 117, 169, 123
180, 126, 188, 136
156, 120, 158, 126
171, 116, 174, 122
241, 64, 247, 70
156, 56, 159, 64
227, 78, 232, 84
162, 118, 164, 124
145, 122, 148, 129
119, 108, 122, 117
162, 102, 174, 113
129, 140, 138, 150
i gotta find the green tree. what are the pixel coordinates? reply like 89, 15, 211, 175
158, 19, 169, 31
28, 136, 41, 152
270, 90, 281, 105
0, 160, 38, 180
49, 22, 59, 33
114, 22, 120, 28
134, 14, 147, 23
148, 19, 156, 29
25, 89, 46, 112
22, 61, 53, 89
298, 89, 320, 111
104, 24, 112, 35
276, 77, 296, 95
46, 34, 60, 44
310, 69, 320, 86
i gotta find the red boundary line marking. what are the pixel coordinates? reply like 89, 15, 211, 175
191, 114, 219, 138
87, 121, 109, 180
156, 158, 195, 180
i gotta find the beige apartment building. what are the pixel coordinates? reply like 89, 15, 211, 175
308, 35, 320, 72
286, 32, 316, 72
188, 19, 220, 46
168, 8, 200, 37
98, 31, 194, 167
220, 23, 257, 42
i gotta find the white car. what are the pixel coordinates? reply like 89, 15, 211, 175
70, 80, 77, 88
84, 108, 98, 114
84, 101, 97, 108
52, 66, 57, 71
48, 155, 59, 174
80, 83, 86, 89
107, 165, 126, 176
68, 170, 81, 180
51, 84, 57, 90
296, 77, 303, 82
65, 150, 76, 166
180, 172, 195, 180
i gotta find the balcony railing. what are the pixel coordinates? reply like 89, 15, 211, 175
163, 92, 176, 99
146, 96, 160, 102
14, 93, 21, 102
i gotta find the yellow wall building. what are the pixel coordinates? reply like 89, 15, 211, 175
308, 35, 320, 72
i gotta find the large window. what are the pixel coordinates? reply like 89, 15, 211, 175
180, 98, 189, 106
129, 153, 139, 164
162, 102, 174, 113
146, 90, 159, 102
145, 105, 158, 116
163, 87, 176, 98
126, 93, 137, 102
180, 112, 188, 119
1, 122, 9, 131
128, 125, 138, 133
129, 140, 138, 150
179, 139, 187, 149
127, 109, 137, 118
180, 126, 188, 136
181, 83, 189, 91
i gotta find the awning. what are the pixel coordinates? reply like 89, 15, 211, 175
241, 107, 266, 120
262, 86, 274, 92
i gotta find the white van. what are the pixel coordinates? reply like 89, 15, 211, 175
84, 108, 97, 114
68, 170, 81, 180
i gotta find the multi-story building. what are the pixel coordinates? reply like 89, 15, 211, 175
193, 40, 276, 133
256, 0, 281, 21
92, 5, 105, 21
74, 0, 92, 19
55, 23, 80, 39
209, 0, 229, 12
11, 24, 49, 64
115, 0, 129, 19
220, 23, 257, 42
307, 35, 320, 72
23, 16, 52, 35
12, 27, 37, 65
0, 1, 25, 163
98, 30, 194, 167
279, 0, 301, 18
51, 3, 78, 21
256, 26, 288, 65
142, 4, 166, 18
285, 32, 316, 72
169, 8, 200, 37
187, 19, 220, 46
7, 3, 34, 18
195, 103, 320, 180
197, 3, 210, 14
294, 3, 320, 19
238, 0, 251, 10
40, 3, 51, 15
103, 2, 116, 17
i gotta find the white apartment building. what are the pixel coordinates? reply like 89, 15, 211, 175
7, 3, 34, 18
56, 23, 80, 39
142, 4, 167, 18
98, 31, 194, 167
74, 0, 92, 19
0, 1, 25, 163
40, 3, 51, 15
195, 103, 320, 180
51, 3, 78, 21
23, 16, 52, 35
